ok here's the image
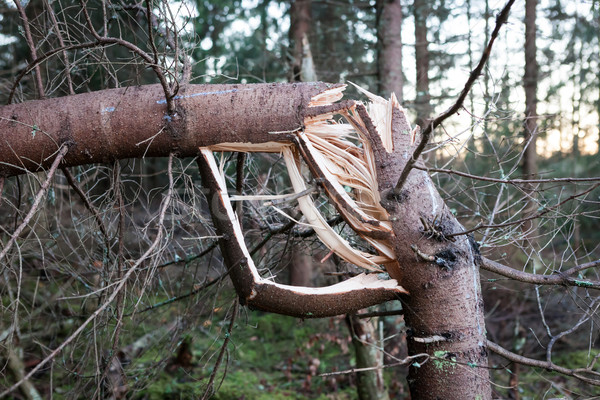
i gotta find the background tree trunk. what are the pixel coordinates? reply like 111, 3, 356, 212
413, 0, 431, 128
377, 0, 403, 101
289, 0, 313, 82
346, 314, 390, 400
523, 0, 539, 243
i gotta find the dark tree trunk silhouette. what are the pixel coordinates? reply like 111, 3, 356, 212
289, 0, 314, 82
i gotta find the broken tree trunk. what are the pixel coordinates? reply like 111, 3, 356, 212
0, 82, 491, 398
356, 93, 491, 398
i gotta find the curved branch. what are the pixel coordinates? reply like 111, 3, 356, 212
480, 257, 600, 290
197, 149, 405, 318
487, 340, 600, 386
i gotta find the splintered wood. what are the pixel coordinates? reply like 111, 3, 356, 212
202, 84, 406, 272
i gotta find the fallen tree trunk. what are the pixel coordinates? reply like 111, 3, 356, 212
0, 82, 491, 399
0, 82, 339, 176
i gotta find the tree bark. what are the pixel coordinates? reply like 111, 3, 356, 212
0, 83, 333, 177
362, 104, 491, 399
377, 0, 403, 101
413, 0, 431, 128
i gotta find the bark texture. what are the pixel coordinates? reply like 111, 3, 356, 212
377, 0, 403, 101
0, 82, 336, 177
523, 0, 538, 179
363, 104, 491, 399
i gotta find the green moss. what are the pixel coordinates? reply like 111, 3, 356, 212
432, 350, 457, 372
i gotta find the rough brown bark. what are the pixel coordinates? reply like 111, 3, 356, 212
413, 0, 431, 128
377, 0, 403, 101
363, 104, 491, 399
0, 82, 336, 177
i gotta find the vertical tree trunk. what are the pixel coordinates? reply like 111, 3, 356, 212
288, 0, 315, 287
413, 0, 431, 128
346, 314, 390, 400
289, 0, 314, 82
371, 107, 491, 399
523, 0, 539, 241
377, 0, 403, 102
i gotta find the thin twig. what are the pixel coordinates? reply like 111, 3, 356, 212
61, 167, 111, 251
319, 353, 428, 377
13, 0, 45, 99
146, 0, 160, 65
487, 340, 600, 386
125, 272, 227, 316
0, 145, 68, 263
201, 300, 239, 400
414, 165, 600, 185
0, 153, 176, 398
448, 183, 600, 238
481, 257, 600, 290
43, 0, 75, 95
393, 0, 516, 194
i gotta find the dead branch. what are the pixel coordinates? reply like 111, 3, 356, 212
481, 257, 600, 290
414, 165, 600, 185
487, 340, 600, 386
0, 153, 176, 399
448, 183, 600, 238
0, 145, 69, 263
393, 0, 516, 194
201, 300, 239, 400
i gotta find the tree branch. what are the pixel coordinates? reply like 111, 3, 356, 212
481, 257, 600, 290
487, 340, 600, 386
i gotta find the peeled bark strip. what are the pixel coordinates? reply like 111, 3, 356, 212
197, 148, 405, 318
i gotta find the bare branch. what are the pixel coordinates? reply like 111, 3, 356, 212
0, 153, 176, 398
0, 145, 69, 263
487, 340, 600, 386
393, 0, 516, 194
448, 183, 600, 238
13, 0, 45, 99
414, 165, 600, 185
481, 257, 600, 290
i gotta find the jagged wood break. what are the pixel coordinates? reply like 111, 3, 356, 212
198, 84, 411, 317
0, 82, 406, 318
